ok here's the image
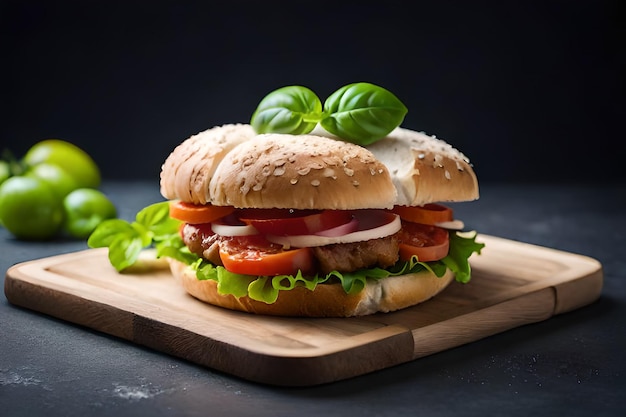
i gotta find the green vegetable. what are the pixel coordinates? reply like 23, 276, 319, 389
321, 83, 408, 145
251, 86, 323, 135
88, 201, 181, 271
0, 161, 10, 186
89, 200, 485, 304
191, 230, 484, 304
23, 139, 101, 189
250, 82, 408, 145
1, 140, 110, 240
63, 188, 117, 239
25, 162, 78, 199
0, 175, 64, 240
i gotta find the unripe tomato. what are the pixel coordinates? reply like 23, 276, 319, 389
0, 161, 9, 185
62, 188, 117, 238
0, 176, 64, 240
23, 139, 101, 189
25, 162, 78, 199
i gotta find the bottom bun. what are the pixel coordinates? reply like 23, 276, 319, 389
168, 259, 454, 317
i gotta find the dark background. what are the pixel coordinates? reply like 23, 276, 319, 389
2, 0, 623, 185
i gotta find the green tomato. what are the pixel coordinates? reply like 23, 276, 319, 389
0, 176, 64, 240
0, 161, 10, 185
62, 188, 117, 239
23, 139, 101, 189
25, 162, 78, 199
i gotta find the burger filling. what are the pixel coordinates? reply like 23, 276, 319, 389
181, 223, 400, 274
152, 201, 485, 304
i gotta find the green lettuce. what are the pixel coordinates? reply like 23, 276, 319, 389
176, 230, 485, 304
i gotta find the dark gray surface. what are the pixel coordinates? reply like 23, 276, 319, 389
1, 181, 625, 417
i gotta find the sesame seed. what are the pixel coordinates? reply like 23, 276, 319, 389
311, 179, 320, 187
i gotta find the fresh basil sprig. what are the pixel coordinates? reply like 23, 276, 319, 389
87, 201, 183, 271
250, 82, 407, 146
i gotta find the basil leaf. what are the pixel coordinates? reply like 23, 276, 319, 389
157, 244, 198, 265
87, 219, 136, 248
88, 200, 184, 272
136, 201, 171, 228
251, 86, 324, 135
320, 82, 408, 145
108, 235, 145, 271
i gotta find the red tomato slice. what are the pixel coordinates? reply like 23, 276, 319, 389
219, 235, 314, 276
392, 204, 453, 226
239, 209, 353, 236
170, 201, 235, 224
397, 221, 449, 262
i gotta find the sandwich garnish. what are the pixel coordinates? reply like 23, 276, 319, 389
251, 82, 408, 146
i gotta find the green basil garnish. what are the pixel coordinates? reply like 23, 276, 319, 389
250, 82, 408, 146
321, 83, 408, 145
250, 86, 323, 135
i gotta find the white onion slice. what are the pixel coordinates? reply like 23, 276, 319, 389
435, 220, 465, 230
267, 211, 401, 248
211, 222, 258, 236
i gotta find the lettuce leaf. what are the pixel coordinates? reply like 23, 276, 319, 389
173, 230, 485, 304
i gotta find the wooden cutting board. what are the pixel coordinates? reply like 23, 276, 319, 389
4, 234, 603, 386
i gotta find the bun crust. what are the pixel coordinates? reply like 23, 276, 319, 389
313, 126, 479, 206
160, 124, 256, 204
160, 124, 478, 208
168, 258, 454, 317
208, 133, 396, 210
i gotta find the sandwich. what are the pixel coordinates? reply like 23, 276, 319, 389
158, 123, 484, 317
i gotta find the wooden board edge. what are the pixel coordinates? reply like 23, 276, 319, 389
411, 287, 556, 359
552, 265, 603, 314
4, 269, 135, 340
133, 317, 414, 386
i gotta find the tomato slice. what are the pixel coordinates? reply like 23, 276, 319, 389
219, 235, 314, 276
392, 204, 453, 226
397, 221, 449, 262
170, 201, 235, 224
239, 209, 353, 236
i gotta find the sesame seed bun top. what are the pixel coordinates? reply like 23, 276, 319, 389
159, 124, 479, 209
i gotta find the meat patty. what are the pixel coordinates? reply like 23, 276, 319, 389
182, 223, 400, 274
312, 235, 399, 274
